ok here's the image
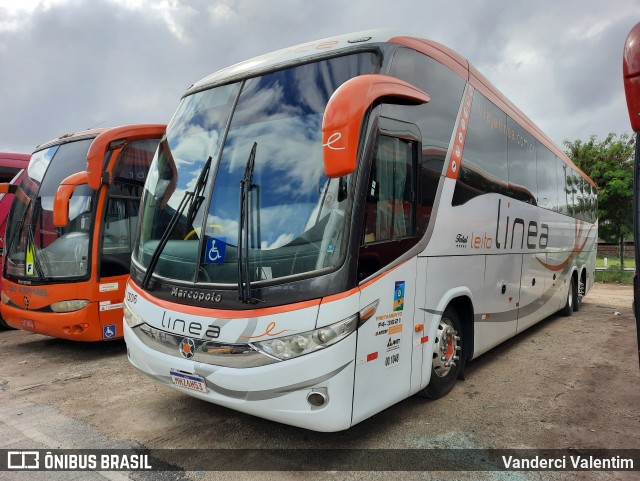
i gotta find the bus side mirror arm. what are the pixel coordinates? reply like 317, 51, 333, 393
85, 124, 165, 189
53, 171, 90, 227
321, 74, 430, 178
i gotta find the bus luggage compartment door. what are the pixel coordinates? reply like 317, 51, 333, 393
474, 254, 520, 356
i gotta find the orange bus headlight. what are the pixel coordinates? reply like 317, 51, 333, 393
50, 300, 90, 313
1, 291, 9, 305
251, 314, 358, 360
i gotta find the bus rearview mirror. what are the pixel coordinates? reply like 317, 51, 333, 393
321, 74, 430, 178
624, 22, 640, 132
86, 124, 166, 189
53, 171, 90, 227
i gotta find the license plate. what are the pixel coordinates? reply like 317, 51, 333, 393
21, 319, 35, 330
170, 370, 207, 393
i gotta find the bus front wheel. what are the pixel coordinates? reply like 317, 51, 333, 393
0, 317, 15, 330
420, 306, 462, 399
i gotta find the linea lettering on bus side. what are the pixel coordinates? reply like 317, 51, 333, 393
457, 199, 549, 250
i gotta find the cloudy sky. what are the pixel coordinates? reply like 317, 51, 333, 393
0, 0, 638, 154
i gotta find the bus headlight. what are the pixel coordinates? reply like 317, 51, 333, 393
251, 314, 358, 360
123, 302, 144, 328
1, 291, 9, 305
50, 299, 90, 313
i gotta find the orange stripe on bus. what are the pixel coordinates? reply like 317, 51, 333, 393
536, 223, 595, 271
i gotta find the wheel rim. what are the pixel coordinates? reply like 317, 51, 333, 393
432, 317, 460, 378
568, 281, 574, 308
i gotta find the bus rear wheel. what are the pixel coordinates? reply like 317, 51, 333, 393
574, 275, 584, 312
420, 307, 462, 399
560, 276, 576, 316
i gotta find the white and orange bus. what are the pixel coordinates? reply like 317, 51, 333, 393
123, 30, 597, 431
0, 125, 164, 341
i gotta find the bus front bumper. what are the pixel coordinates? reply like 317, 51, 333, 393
0, 302, 119, 341
124, 321, 357, 432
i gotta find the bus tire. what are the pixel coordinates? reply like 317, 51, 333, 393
0, 317, 15, 330
560, 277, 575, 316
420, 306, 462, 399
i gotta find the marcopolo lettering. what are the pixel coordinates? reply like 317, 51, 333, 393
170, 287, 222, 303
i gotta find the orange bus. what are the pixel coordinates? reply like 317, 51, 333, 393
0, 125, 165, 341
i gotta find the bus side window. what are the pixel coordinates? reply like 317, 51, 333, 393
100, 139, 159, 278
363, 136, 414, 244
536, 144, 558, 211
359, 135, 417, 281
452, 91, 509, 206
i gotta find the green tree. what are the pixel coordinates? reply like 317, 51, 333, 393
564, 133, 635, 268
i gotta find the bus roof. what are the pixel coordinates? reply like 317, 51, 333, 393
185, 29, 409, 95
34, 128, 109, 152
184, 29, 594, 188
0, 152, 30, 169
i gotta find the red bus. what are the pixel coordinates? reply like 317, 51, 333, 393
0, 125, 165, 340
0, 152, 30, 328
623, 22, 640, 362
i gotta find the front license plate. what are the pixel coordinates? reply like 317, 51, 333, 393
21, 319, 35, 330
170, 370, 207, 393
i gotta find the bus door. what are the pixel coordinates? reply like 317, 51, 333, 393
352, 127, 424, 424
97, 139, 159, 334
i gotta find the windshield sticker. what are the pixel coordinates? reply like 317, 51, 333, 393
25, 243, 35, 276
99, 282, 119, 293
205, 237, 226, 264
99, 301, 124, 312
393, 281, 405, 311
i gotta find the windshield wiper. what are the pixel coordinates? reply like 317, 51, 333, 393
5, 196, 49, 281
184, 155, 212, 237
237, 142, 262, 304
4, 188, 32, 265
141, 156, 213, 290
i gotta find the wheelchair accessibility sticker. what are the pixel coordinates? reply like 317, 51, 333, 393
205, 237, 226, 263
102, 324, 117, 339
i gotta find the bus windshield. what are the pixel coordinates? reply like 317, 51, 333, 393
5, 139, 95, 280
135, 52, 378, 286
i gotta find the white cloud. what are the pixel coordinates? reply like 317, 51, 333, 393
0, 0, 639, 153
